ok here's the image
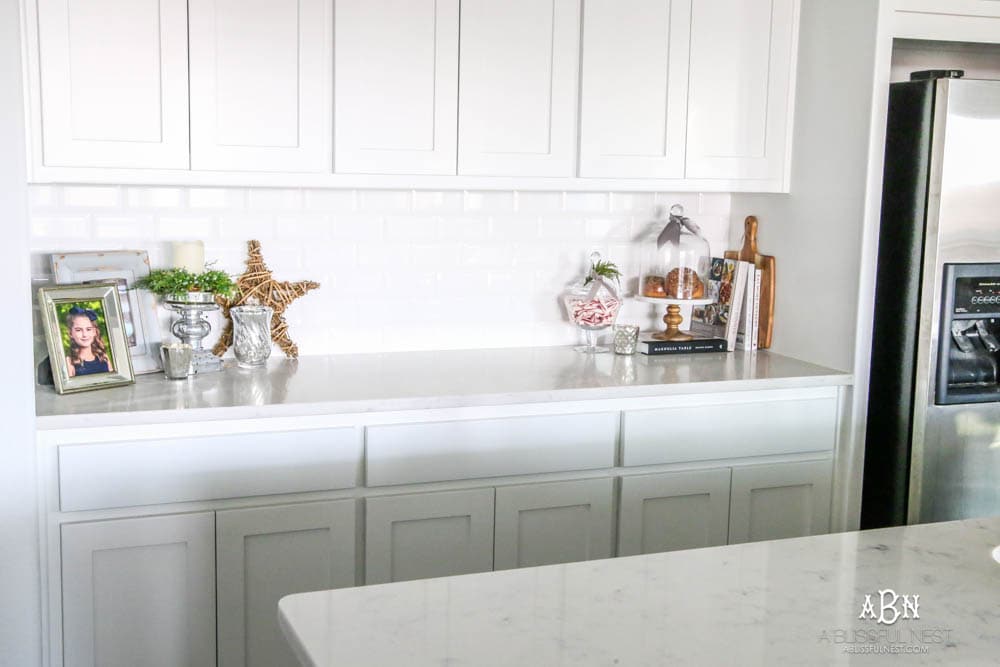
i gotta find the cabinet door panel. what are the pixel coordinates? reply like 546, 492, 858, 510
686, 0, 797, 181
366, 488, 494, 584
190, 0, 333, 172
458, 0, 580, 176
579, 0, 691, 178
729, 459, 833, 544
36, 0, 189, 168
334, 0, 459, 174
61, 513, 215, 667
217, 500, 357, 667
619, 469, 731, 556
494, 478, 613, 570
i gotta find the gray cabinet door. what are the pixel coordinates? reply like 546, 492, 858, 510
217, 500, 357, 667
618, 469, 731, 556
494, 478, 614, 570
61, 512, 216, 667
729, 459, 833, 544
365, 488, 495, 584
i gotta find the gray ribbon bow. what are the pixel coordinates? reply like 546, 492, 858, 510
656, 210, 703, 249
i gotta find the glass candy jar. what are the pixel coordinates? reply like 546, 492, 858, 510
562, 252, 622, 353
639, 204, 711, 300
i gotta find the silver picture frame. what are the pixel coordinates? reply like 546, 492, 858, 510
51, 250, 162, 373
39, 283, 136, 394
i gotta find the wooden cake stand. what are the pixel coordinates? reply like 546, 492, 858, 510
636, 296, 714, 341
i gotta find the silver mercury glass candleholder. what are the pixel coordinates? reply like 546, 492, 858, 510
164, 292, 223, 373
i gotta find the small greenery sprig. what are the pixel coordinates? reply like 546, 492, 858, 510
584, 259, 622, 287
134, 268, 236, 298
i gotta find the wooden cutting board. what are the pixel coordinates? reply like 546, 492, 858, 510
724, 216, 775, 349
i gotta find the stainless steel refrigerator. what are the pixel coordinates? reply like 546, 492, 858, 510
862, 73, 1000, 528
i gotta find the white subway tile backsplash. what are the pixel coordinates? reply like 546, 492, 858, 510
189, 187, 245, 209
516, 191, 564, 213
304, 189, 357, 212
62, 185, 121, 208
383, 216, 440, 242
29, 185, 60, 209
464, 191, 515, 213
488, 215, 540, 241
126, 186, 186, 209
218, 214, 275, 240
412, 190, 463, 213
564, 192, 609, 213
440, 217, 490, 241
31, 216, 91, 239
156, 216, 217, 240
93, 216, 156, 239
610, 192, 655, 214
248, 188, 303, 211
27, 185, 730, 355
358, 190, 411, 213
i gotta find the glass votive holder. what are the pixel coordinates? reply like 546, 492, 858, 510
612, 324, 640, 355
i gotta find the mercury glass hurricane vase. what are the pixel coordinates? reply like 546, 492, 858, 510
231, 304, 274, 368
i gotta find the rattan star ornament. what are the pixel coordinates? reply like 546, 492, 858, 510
213, 239, 319, 358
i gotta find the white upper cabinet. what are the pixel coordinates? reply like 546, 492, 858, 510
334, 0, 459, 175
35, 0, 190, 169
685, 0, 798, 182
457, 0, 581, 177
189, 0, 333, 172
579, 0, 691, 179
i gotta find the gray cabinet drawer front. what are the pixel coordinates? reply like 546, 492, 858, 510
623, 388, 838, 466
59, 428, 360, 511
366, 412, 618, 487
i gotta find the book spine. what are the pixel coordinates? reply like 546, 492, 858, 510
641, 339, 727, 354
724, 262, 750, 350
736, 261, 756, 351
751, 268, 762, 349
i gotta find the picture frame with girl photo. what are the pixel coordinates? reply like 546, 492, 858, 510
39, 283, 135, 394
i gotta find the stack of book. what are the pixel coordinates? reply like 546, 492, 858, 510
639, 257, 762, 355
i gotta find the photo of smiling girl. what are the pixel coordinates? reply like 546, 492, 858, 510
63, 305, 114, 377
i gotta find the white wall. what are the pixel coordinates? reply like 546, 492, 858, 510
1, 0, 42, 664
29, 187, 731, 358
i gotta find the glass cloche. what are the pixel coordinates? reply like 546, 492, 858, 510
639, 204, 711, 300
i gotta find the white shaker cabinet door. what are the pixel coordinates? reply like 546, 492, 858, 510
35, 0, 190, 169
334, 0, 459, 175
685, 0, 798, 184
189, 0, 333, 172
728, 459, 833, 544
579, 0, 691, 178
60, 513, 216, 667
365, 488, 494, 584
217, 500, 357, 667
618, 469, 731, 556
494, 478, 613, 570
458, 0, 581, 177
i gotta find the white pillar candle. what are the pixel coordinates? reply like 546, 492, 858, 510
172, 241, 205, 273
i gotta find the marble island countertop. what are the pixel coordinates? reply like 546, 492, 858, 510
35, 347, 849, 428
279, 517, 1000, 666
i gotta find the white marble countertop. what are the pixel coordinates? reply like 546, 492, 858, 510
279, 517, 1000, 666
34, 347, 849, 429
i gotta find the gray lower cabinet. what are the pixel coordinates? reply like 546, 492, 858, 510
728, 459, 833, 544
494, 478, 614, 570
618, 469, 732, 556
60, 512, 216, 667
365, 488, 496, 584
216, 500, 357, 667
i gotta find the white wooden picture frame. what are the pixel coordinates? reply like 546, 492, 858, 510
51, 250, 162, 373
